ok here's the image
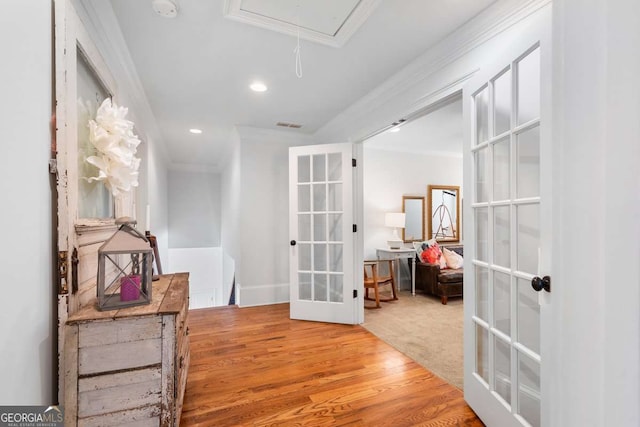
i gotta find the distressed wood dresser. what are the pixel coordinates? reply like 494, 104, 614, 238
64, 273, 190, 426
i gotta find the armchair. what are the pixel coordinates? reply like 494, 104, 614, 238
414, 245, 464, 304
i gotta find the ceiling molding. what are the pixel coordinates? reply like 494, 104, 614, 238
223, 0, 381, 48
317, 0, 551, 140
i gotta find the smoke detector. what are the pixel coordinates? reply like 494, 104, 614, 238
152, 0, 178, 18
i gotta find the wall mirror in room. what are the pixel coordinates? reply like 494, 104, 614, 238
428, 185, 460, 242
402, 196, 425, 242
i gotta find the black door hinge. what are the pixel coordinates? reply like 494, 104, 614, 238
353, 224, 357, 233
352, 158, 356, 167
353, 289, 358, 298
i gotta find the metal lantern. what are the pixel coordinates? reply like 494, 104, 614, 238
97, 223, 153, 310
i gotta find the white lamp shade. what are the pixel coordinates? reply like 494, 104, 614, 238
385, 212, 406, 228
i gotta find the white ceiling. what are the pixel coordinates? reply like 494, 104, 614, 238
365, 97, 463, 156
106, 0, 496, 168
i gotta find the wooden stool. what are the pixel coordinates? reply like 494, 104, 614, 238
364, 259, 398, 308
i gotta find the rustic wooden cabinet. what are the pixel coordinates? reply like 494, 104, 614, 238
64, 273, 190, 426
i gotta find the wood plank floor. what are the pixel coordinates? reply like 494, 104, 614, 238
180, 303, 483, 426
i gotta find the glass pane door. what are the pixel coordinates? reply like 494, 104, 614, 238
289, 143, 355, 324
470, 45, 542, 427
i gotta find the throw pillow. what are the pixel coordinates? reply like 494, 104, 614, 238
420, 240, 446, 268
413, 239, 437, 262
443, 247, 464, 269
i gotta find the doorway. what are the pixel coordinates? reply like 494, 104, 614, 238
360, 94, 465, 388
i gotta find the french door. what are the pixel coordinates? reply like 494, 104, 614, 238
463, 19, 551, 427
54, 0, 136, 402
289, 143, 360, 324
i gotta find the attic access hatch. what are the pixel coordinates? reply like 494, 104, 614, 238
223, 0, 380, 47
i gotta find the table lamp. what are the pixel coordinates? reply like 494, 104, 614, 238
385, 212, 405, 249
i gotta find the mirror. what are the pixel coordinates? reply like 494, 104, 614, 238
428, 185, 460, 242
402, 196, 425, 242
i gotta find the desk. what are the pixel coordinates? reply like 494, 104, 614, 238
376, 248, 416, 295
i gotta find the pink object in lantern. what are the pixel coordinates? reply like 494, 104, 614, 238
120, 275, 141, 301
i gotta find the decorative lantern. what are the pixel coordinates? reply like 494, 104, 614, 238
97, 223, 153, 310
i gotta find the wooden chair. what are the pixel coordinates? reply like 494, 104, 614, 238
364, 259, 398, 308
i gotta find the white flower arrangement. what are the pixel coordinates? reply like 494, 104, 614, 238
86, 98, 141, 196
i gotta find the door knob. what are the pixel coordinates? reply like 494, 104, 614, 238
531, 275, 551, 292
290, 240, 297, 246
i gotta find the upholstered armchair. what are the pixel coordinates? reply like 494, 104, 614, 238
414, 245, 464, 304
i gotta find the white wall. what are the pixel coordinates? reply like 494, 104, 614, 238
220, 129, 241, 299
168, 170, 221, 248
220, 130, 241, 261
147, 137, 169, 270
167, 169, 223, 307
0, 0, 53, 404
235, 127, 315, 306
168, 247, 227, 308
550, 0, 640, 425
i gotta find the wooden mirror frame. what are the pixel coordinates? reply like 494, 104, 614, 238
402, 195, 425, 242
427, 185, 461, 243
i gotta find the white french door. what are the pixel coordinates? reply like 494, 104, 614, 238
463, 20, 552, 427
289, 143, 359, 324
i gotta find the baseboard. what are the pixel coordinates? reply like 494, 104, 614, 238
237, 283, 289, 307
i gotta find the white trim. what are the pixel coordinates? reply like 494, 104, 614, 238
223, 0, 381, 48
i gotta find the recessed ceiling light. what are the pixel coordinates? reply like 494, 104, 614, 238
189, 128, 202, 134
389, 127, 401, 133
250, 82, 268, 92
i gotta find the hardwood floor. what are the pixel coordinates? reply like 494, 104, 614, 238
180, 303, 483, 426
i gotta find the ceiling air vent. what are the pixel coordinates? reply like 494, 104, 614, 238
276, 122, 303, 129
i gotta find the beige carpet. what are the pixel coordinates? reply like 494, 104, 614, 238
362, 289, 464, 389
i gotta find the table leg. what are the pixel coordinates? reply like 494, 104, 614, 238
411, 257, 415, 296
394, 258, 401, 292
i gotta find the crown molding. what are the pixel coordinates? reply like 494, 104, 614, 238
317, 0, 551, 140
74, 0, 170, 165
223, 0, 380, 48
